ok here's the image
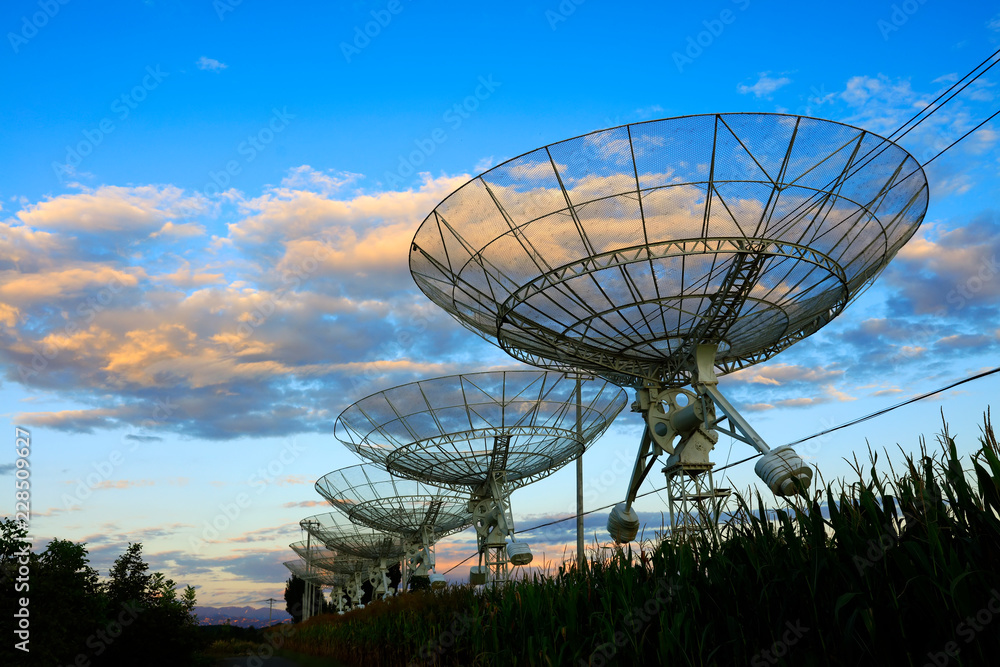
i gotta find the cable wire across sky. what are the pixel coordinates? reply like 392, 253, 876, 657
438, 363, 1000, 574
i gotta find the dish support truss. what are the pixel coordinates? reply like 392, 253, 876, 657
402, 525, 448, 590
608, 343, 813, 543
468, 470, 533, 586
316, 558, 370, 611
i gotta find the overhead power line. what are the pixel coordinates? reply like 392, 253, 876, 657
444, 364, 1000, 575
505, 364, 1000, 540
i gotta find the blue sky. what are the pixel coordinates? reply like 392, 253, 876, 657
1, 0, 999, 606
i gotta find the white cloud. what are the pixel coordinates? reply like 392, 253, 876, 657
1, 170, 499, 440
737, 72, 792, 99
16, 185, 208, 236
197, 56, 228, 72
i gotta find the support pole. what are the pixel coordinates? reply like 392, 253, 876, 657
300, 519, 319, 621
575, 376, 584, 569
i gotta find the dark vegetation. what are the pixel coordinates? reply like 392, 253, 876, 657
0, 535, 200, 666
272, 413, 1000, 666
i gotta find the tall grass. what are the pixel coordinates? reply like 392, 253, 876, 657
273, 413, 1000, 665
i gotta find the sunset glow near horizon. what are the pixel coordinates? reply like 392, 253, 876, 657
2, 0, 1000, 607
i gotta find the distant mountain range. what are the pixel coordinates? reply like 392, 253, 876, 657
193, 605, 291, 627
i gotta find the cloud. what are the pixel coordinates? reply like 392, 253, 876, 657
737, 72, 792, 98
153, 261, 225, 288
279, 166, 362, 196
885, 212, 1000, 316
832, 74, 998, 197
16, 184, 207, 237
1, 169, 500, 440
93, 479, 156, 490
282, 500, 329, 508
729, 363, 843, 387
151, 221, 206, 239
197, 56, 228, 72
0, 463, 15, 475
17, 408, 123, 433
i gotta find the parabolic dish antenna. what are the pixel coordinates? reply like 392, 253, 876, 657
299, 550, 373, 612
301, 513, 405, 598
285, 555, 362, 615
283, 558, 340, 587
289, 540, 337, 564
336, 370, 628, 584
316, 463, 473, 588
409, 113, 929, 541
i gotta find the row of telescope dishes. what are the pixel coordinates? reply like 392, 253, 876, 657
285, 543, 368, 614
289, 371, 628, 591
330, 370, 629, 586
290, 460, 479, 604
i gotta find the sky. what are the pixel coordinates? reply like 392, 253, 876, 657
1, 0, 999, 608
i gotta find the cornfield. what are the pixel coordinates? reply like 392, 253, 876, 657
270, 412, 1000, 666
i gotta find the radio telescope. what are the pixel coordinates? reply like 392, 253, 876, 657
316, 463, 473, 589
283, 557, 336, 618
409, 113, 929, 541
301, 513, 405, 599
335, 370, 628, 585
284, 557, 340, 586
289, 539, 337, 564
288, 541, 378, 613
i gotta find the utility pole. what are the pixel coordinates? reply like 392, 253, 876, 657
259, 598, 279, 624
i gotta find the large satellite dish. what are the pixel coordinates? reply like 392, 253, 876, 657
336, 370, 628, 584
316, 463, 473, 589
409, 113, 929, 541
301, 513, 406, 598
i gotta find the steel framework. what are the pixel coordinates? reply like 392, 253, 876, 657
335, 370, 627, 585
315, 463, 473, 588
408, 113, 929, 542
301, 513, 405, 600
